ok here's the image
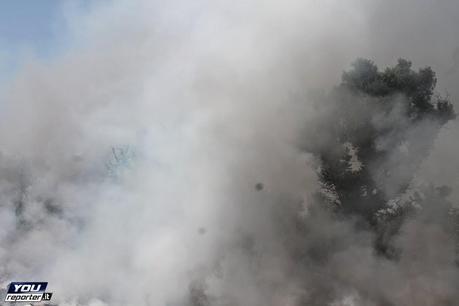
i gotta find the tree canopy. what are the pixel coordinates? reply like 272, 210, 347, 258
342, 58, 454, 121
308, 58, 456, 257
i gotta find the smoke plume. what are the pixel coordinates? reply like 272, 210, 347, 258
1, 1, 459, 305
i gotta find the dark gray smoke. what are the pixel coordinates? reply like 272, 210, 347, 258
0, 1, 459, 305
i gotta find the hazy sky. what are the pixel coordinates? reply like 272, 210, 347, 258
0, 1, 92, 83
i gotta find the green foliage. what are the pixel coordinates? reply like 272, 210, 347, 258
309, 59, 456, 258
105, 145, 136, 179
342, 58, 455, 121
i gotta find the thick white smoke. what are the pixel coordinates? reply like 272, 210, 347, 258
0, 1, 458, 305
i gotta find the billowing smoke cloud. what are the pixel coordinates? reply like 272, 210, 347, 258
0, 1, 459, 305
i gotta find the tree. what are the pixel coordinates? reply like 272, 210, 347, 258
306, 59, 456, 257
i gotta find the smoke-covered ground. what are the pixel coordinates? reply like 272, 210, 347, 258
1, 1, 459, 305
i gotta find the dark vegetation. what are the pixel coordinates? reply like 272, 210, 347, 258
308, 58, 457, 258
